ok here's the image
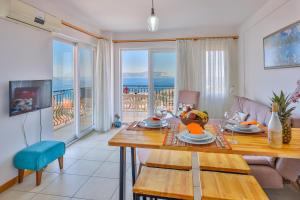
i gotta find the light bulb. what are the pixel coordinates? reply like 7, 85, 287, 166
147, 14, 159, 32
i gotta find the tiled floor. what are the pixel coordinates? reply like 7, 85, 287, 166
0, 127, 299, 200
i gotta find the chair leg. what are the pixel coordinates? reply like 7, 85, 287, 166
58, 156, 63, 169
36, 170, 43, 186
18, 169, 24, 183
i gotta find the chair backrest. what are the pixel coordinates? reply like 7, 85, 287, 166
178, 90, 200, 109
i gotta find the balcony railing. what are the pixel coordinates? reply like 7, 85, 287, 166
122, 86, 174, 112
52, 87, 92, 130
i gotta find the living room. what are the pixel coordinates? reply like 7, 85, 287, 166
0, 0, 299, 200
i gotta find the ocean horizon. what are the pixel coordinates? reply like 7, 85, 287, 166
53, 77, 174, 92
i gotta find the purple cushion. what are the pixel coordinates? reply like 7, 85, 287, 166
250, 165, 283, 189
243, 155, 276, 167
230, 96, 271, 126
276, 158, 300, 182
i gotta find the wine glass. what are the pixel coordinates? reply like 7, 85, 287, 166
224, 111, 238, 144
155, 106, 168, 133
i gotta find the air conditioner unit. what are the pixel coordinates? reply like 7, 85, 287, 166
0, 0, 62, 31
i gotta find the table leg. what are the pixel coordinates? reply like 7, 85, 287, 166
131, 147, 137, 200
119, 147, 126, 200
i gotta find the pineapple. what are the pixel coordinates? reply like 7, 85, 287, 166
271, 91, 296, 144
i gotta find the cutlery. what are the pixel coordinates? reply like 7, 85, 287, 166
216, 136, 225, 148
215, 138, 221, 148
133, 121, 139, 128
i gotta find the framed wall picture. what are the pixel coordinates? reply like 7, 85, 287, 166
263, 21, 300, 69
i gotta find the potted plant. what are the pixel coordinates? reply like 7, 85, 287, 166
271, 91, 296, 144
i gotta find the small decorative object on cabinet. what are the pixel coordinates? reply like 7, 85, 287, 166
114, 114, 122, 128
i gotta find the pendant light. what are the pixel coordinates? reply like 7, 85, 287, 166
147, 0, 159, 32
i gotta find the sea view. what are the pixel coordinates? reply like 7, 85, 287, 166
123, 77, 174, 89
53, 77, 174, 92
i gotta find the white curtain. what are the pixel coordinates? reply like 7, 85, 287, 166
94, 39, 113, 132
176, 39, 237, 118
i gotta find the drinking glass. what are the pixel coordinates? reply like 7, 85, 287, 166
168, 120, 179, 134
224, 111, 238, 144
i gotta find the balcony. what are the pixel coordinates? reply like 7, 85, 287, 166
52, 88, 93, 141
122, 86, 174, 123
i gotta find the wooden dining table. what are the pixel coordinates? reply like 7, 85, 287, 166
108, 122, 300, 200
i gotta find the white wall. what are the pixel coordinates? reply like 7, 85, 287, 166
0, 19, 53, 185
0, 17, 98, 185
238, 0, 300, 116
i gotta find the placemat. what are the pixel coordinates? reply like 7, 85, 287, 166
208, 120, 267, 137
127, 121, 170, 131
163, 124, 231, 150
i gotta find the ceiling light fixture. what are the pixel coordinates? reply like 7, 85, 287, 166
147, 0, 159, 32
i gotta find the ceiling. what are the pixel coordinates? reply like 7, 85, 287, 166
23, 0, 268, 33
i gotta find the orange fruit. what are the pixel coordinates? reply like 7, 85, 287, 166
187, 123, 204, 134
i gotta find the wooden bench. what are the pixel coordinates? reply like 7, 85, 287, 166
142, 149, 250, 174
133, 166, 194, 200
13, 140, 65, 186
201, 171, 269, 200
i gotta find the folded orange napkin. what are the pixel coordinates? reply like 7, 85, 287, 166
240, 120, 258, 125
187, 123, 204, 134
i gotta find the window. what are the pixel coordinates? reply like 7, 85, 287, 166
205, 50, 226, 96
121, 49, 176, 123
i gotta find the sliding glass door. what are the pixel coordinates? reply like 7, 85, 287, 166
52, 40, 76, 142
121, 50, 149, 123
121, 49, 176, 123
150, 51, 176, 115
52, 40, 95, 143
78, 46, 94, 133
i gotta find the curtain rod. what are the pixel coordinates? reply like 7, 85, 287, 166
112, 35, 239, 43
60, 20, 239, 43
61, 20, 107, 40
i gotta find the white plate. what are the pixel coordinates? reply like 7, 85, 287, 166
225, 124, 263, 134
177, 134, 216, 145
233, 125, 253, 131
142, 119, 167, 126
139, 121, 168, 129
180, 130, 213, 141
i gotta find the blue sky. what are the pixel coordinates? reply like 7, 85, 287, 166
53, 40, 93, 80
122, 50, 176, 77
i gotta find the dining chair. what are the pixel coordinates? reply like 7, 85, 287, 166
177, 90, 201, 110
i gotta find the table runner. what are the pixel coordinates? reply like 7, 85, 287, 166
163, 124, 232, 150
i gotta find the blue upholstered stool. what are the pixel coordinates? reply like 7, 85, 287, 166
14, 140, 65, 185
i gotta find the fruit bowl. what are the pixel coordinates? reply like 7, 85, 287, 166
179, 109, 209, 129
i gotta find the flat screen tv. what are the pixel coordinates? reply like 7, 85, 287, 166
9, 80, 52, 116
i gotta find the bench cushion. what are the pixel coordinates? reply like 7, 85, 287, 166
14, 140, 65, 171
243, 155, 276, 167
